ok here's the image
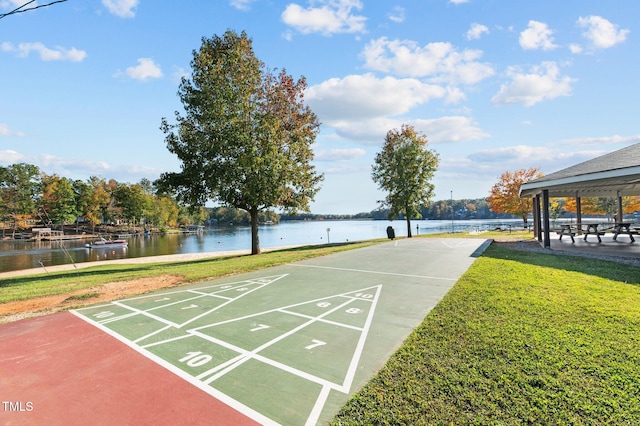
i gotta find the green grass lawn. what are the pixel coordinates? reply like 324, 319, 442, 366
331, 243, 640, 424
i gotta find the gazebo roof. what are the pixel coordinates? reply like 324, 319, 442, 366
519, 142, 640, 198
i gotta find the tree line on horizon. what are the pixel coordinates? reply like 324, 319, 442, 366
0, 161, 514, 235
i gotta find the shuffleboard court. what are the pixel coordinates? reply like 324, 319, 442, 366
1, 238, 489, 425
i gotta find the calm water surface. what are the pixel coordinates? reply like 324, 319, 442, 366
0, 219, 522, 273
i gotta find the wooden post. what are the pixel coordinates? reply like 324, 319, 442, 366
542, 189, 551, 248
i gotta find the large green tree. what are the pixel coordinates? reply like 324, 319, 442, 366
158, 30, 323, 254
39, 174, 77, 228
0, 163, 40, 233
372, 124, 440, 237
113, 183, 150, 226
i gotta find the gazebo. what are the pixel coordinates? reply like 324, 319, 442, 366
519, 142, 640, 248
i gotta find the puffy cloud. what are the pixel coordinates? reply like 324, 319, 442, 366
306, 73, 448, 121
281, 0, 366, 36
361, 37, 494, 85
316, 115, 488, 145
102, 0, 138, 18
115, 58, 163, 81
577, 15, 629, 49
519, 20, 557, 50
491, 62, 575, 107
305, 73, 486, 144
1, 42, 87, 62
0, 149, 26, 164
412, 116, 489, 144
466, 23, 489, 40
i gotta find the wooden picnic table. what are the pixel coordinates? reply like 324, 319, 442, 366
612, 222, 638, 242
557, 224, 577, 242
580, 223, 605, 242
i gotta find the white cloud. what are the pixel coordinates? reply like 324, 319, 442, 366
361, 37, 495, 85
315, 148, 366, 161
1, 42, 87, 62
0, 149, 163, 182
0, 149, 26, 164
306, 73, 448, 122
466, 23, 489, 40
491, 62, 575, 107
577, 15, 629, 49
102, 0, 138, 18
387, 6, 405, 23
469, 145, 554, 164
230, 0, 255, 10
281, 0, 367, 36
116, 58, 163, 81
558, 134, 640, 147
412, 116, 489, 143
0, 0, 26, 9
449, 0, 470, 4
325, 115, 488, 144
569, 44, 583, 54
519, 20, 557, 50
0, 124, 25, 137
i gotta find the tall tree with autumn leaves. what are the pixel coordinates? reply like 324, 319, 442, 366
488, 167, 543, 224
157, 30, 323, 254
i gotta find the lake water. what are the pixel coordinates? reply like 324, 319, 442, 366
0, 219, 523, 273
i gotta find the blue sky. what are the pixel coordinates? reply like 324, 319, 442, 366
1, 1, 638, 214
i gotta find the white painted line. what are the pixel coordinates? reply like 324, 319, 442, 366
110, 301, 181, 328
306, 385, 332, 426
133, 324, 173, 344
278, 309, 363, 331
177, 274, 288, 328
341, 285, 382, 392
291, 263, 456, 281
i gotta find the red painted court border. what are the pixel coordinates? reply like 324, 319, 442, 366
0, 312, 259, 426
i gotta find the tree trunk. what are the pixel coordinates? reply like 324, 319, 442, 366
406, 216, 412, 238
250, 208, 261, 255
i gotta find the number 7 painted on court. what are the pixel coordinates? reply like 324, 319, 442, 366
305, 339, 326, 350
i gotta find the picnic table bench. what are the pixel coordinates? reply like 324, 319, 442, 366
580, 223, 606, 242
612, 222, 638, 243
556, 224, 577, 242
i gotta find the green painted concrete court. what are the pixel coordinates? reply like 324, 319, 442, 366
1, 238, 490, 425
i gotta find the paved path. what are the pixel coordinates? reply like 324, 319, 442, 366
0, 238, 490, 425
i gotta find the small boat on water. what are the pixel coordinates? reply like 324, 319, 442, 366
85, 237, 128, 249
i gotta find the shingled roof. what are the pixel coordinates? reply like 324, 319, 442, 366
519, 142, 640, 198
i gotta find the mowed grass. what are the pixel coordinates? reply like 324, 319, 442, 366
332, 243, 640, 424
0, 241, 381, 304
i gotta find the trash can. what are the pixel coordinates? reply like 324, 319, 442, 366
386, 226, 395, 240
